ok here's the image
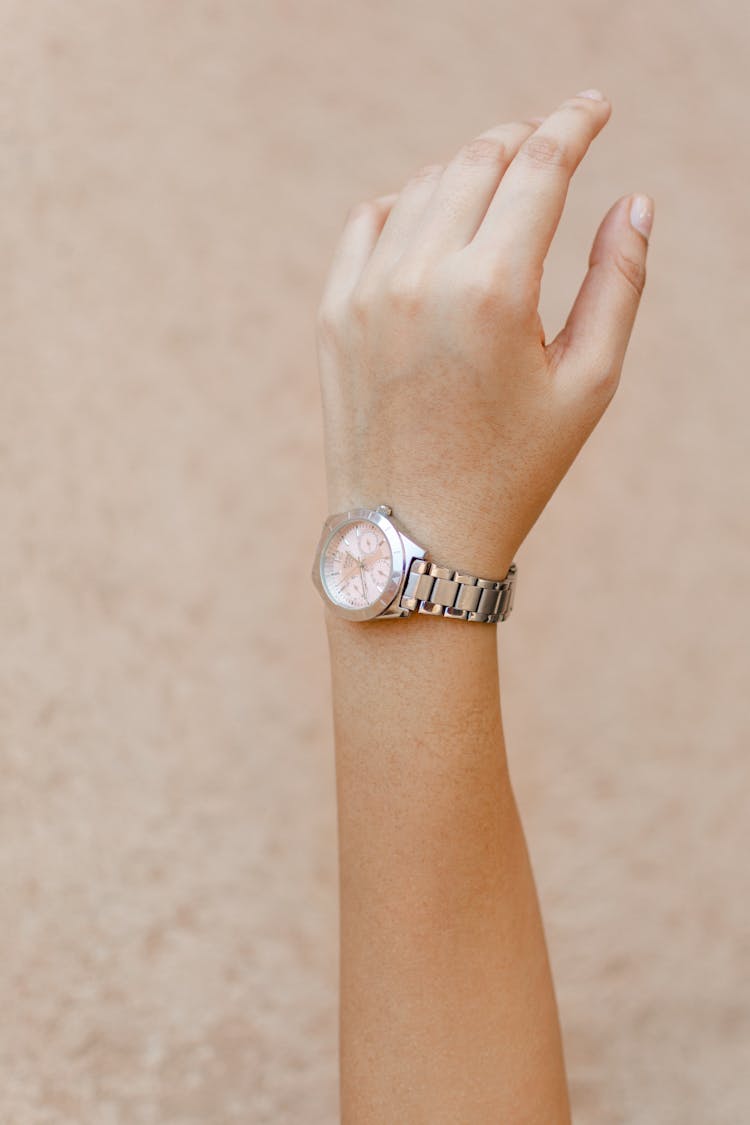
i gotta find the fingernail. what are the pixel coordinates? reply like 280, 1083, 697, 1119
576, 88, 606, 101
630, 193, 654, 240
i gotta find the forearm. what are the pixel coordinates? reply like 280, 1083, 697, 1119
327, 609, 570, 1124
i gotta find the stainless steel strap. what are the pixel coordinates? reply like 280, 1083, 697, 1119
399, 558, 517, 623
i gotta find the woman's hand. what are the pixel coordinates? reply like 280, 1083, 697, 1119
316, 89, 653, 578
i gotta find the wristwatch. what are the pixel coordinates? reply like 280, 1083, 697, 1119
311, 504, 517, 624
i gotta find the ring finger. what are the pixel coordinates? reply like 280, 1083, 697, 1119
358, 163, 444, 281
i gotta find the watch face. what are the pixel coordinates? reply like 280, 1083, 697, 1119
321, 518, 394, 610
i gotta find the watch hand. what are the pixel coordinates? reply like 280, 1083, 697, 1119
359, 565, 368, 601
344, 551, 364, 580
341, 552, 362, 583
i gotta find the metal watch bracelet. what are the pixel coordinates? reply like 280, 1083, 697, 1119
399, 557, 517, 624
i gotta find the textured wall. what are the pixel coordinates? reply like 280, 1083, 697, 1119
0, 2, 748, 1122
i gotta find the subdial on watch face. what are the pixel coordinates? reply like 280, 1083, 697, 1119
322, 519, 393, 609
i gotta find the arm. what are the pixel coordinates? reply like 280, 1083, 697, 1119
327, 612, 567, 1122
315, 89, 653, 1123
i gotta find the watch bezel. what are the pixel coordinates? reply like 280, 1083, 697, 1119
312, 507, 406, 621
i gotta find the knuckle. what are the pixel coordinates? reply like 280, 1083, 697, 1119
456, 136, 507, 168
580, 344, 622, 400
349, 280, 377, 322
386, 266, 427, 314
589, 362, 622, 402
612, 247, 647, 297
457, 255, 539, 321
505, 270, 541, 314
410, 162, 443, 185
563, 97, 597, 117
316, 300, 337, 334
566, 92, 608, 113
518, 133, 569, 171
461, 270, 505, 317
316, 298, 345, 344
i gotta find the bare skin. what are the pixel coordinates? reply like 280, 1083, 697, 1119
315, 88, 653, 1122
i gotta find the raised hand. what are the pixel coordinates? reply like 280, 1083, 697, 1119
316, 89, 652, 578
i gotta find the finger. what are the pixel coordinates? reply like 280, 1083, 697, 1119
549, 193, 654, 394
360, 164, 443, 278
471, 90, 611, 280
319, 194, 398, 311
405, 119, 540, 255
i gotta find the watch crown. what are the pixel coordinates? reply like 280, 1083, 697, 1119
377, 504, 392, 516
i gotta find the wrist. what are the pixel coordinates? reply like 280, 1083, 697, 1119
313, 498, 518, 629
325, 490, 518, 581
324, 602, 502, 657
389, 518, 517, 590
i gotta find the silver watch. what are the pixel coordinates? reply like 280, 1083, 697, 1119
311, 504, 517, 624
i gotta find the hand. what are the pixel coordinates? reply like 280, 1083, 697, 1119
315, 89, 653, 578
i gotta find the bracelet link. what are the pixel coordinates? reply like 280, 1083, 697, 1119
399, 556, 517, 623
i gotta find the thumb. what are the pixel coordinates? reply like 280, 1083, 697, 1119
549, 193, 654, 396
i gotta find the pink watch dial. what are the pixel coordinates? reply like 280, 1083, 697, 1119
322, 519, 393, 609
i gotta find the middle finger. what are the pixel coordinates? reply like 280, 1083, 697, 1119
405, 119, 543, 257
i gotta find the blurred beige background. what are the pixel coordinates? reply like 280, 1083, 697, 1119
0, 1, 748, 1122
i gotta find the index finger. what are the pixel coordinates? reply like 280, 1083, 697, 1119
468, 90, 612, 282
